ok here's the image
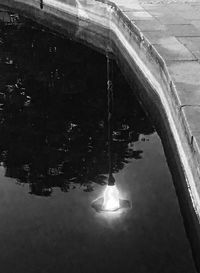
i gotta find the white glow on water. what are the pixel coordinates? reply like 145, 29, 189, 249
103, 185, 120, 211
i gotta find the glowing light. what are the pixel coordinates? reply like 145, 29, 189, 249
103, 185, 120, 211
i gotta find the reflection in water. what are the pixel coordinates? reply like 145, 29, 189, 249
0, 8, 197, 273
0, 13, 154, 196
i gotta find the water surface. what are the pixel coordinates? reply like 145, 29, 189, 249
0, 9, 197, 273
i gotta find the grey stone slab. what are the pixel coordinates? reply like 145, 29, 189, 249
175, 9, 200, 20
142, 31, 173, 44
167, 3, 192, 12
153, 37, 196, 61
155, 15, 190, 25
168, 61, 200, 86
180, 11, 200, 20
150, 35, 180, 45
166, 24, 200, 37
173, 82, 200, 106
191, 20, 200, 30
140, 4, 172, 18
134, 19, 165, 31
141, 4, 169, 11
143, 9, 172, 18
190, 6, 200, 15
124, 11, 153, 21
190, 2, 200, 5
178, 37, 200, 59
167, 61, 200, 105
118, 3, 144, 12
181, 106, 200, 142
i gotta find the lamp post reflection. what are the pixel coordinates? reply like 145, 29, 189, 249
102, 52, 120, 211
40, 0, 43, 9
92, 52, 130, 213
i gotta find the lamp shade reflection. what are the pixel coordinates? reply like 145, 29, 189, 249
103, 184, 120, 211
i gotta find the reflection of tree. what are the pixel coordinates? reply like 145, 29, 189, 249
0, 16, 154, 196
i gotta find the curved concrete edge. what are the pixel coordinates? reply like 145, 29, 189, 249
1, 0, 200, 269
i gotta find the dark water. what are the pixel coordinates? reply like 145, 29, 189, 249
0, 9, 197, 273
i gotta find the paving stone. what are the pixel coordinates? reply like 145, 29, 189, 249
134, 19, 165, 31
143, 9, 172, 17
119, 3, 144, 11
191, 20, 200, 30
168, 61, 200, 106
189, 6, 200, 15
124, 11, 153, 21
153, 37, 196, 61
173, 82, 200, 106
167, 3, 193, 11
181, 106, 200, 141
166, 24, 200, 37
152, 35, 183, 45
168, 61, 200, 86
178, 11, 200, 21
116, 0, 143, 10
154, 15, 190, 25
142, 31, 173, 44
141, 4, 169, 11
170, 8, 200, 20
178, 37, 200, 59
190, 2, 200, 6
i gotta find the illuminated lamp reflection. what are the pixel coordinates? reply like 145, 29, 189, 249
103, 184, 120, 211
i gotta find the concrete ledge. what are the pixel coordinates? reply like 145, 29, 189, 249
1, 0, 200, 270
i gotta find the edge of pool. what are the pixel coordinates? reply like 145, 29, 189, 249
1, 0, 200, 270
